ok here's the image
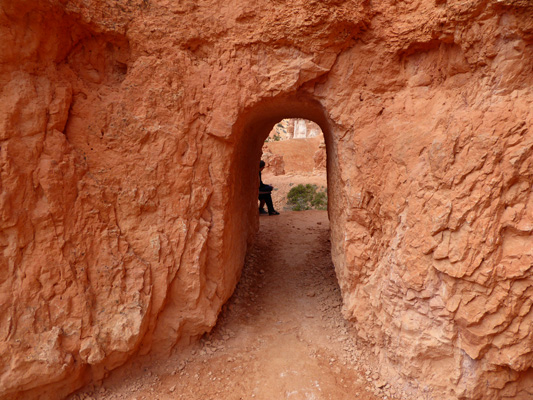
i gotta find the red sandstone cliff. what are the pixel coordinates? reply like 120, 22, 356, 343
1, 0, 532, 399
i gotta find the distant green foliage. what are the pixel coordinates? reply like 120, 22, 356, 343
265, 122, 285, 142
265, 133, 281, 142
287, 184, 328, 211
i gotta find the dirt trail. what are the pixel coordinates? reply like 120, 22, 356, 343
71, 211, 406, 400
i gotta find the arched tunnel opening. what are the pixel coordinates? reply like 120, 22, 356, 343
231, 95, 336, 217
212, 93, 347, 324
224, 95, 341, 276
218, 94, 343, 291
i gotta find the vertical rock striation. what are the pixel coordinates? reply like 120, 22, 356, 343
0, 0, 532, 398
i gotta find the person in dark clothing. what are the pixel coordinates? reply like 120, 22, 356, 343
258, 160, 279, 215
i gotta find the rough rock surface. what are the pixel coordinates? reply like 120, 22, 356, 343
260, 144, 286, 176
263, 136, 324, 175
1, 0, 533, 399
268, 118, 322, 141
314, 141, 327, 171
292, 119, 322, 139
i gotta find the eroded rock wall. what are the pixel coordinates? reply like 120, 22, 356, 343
322, 5, 533, 398
1, 0, 532, 399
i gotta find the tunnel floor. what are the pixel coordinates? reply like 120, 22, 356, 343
70, 211, 403, 400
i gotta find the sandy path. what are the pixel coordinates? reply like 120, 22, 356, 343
70, 211, 405, 400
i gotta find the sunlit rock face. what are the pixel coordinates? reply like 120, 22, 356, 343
1, 0, 532, 398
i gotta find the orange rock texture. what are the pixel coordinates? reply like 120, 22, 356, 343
1, 0, 532, 399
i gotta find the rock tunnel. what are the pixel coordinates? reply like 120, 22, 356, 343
229, 94, 337, 250
1, 1, 533, 399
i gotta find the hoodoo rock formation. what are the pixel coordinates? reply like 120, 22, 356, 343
1, 0, 532, 399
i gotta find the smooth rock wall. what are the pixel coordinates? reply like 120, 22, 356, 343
1, 0, 532, 399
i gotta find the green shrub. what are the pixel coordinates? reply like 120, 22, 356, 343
264, 133, 281, 142
287, 184, 328, 211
